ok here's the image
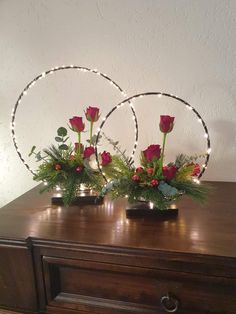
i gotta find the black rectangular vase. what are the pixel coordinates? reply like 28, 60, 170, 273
126, 201, 178, 219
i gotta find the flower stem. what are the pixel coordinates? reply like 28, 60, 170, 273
90, 121, 93, 145
78, 132, 81, 156
160, 133, 167, 171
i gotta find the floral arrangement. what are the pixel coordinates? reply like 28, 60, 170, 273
101, 115, 208, 210
29, 106, 112, 206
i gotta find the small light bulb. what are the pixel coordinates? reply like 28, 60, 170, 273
149, 202, 154, 209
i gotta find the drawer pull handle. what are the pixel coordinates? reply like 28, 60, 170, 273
160, 293, 179, 313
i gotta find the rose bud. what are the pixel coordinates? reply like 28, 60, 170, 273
136, 167, 144, 173
101, 151, 112, 166
159, 115, 175, 133
132, 174, 140, 181
162, 165, 177, 181
191, 163, 201, 177
55, 164, 62, 171
151, 179, 159, 187
143, 144, 161, 162
85, 106, 100, 122
69, 116, 85, 132
76, 166, 83, 173
147, 167, 154, 175
83, 146, 95, 159
74, 143, 84, 153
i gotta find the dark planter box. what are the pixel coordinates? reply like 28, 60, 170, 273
126, 201, 178, 219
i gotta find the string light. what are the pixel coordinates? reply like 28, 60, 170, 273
11, 65, 138, 176
95, 92, 211, 181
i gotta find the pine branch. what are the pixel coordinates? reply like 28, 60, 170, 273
102, 133, 134, 167
171, 180, 209, 203
174, 153, 206, 168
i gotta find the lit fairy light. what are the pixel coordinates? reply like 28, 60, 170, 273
11, 65, 135, 176
95, 92, 210, 181
149, 202, 154, 209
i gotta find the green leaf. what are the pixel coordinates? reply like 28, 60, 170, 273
57, 127, 67, 137
55, 137, 63, 142
158, 182, 178, 197
59, 144, 68, 150
35, 152, 43, 161
28, 145, 36, 157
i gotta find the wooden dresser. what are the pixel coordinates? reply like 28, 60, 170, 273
0, 182, 236, 314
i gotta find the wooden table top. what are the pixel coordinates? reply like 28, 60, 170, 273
0, 181, 236, 259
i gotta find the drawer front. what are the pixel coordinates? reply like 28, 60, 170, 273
43, 256, 236, 314
0, 245, 37, 312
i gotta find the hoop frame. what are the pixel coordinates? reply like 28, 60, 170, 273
11, 65, 138, 175
95, 92, 211, 182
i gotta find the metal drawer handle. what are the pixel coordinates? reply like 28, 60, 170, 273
160, 293, 180, 313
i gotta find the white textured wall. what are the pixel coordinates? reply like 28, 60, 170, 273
1, 0, 236, 208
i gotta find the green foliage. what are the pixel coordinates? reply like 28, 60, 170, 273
87, 134, 102, 146
28, 145, 36, 157
32, 144, 105, 206
59, 144, 69, 150
174, 153, 206, 169
102, 153, 209, 210
102, 133, 134, 167
55, 137, 63, 142
158, 182, 179, 197
171, 180, 209, 203
57, 127, 67, 137
175, 164, 194, 181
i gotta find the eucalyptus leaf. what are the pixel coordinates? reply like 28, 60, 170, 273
59, 144, 68, 150
55, 137, 63, 142
89, 134, 101, 145
28, 145, 36, 157
57, 127, 67, 137
158, 181, 178, 197
35, 152, 42, 161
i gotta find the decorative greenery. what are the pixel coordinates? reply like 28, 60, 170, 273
30, 107, 112, 206
102, 115, 209, 210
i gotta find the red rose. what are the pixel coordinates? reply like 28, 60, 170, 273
85, 106, 100, 122
55, 164, 61, 171
76, 166, 83, 173
143, 145, 161, 162
162, 165, 177, 181
147, 167, 154, 175
74, 143, 84, 153
83, 146, 95, 159
69, 116, 85, 132
191, 163, 201, 177
101, 151, 112, 166
136, 167, 144, 173
159, 115, 175, 133
151, 179, 159, 186
132, 174, 140, 181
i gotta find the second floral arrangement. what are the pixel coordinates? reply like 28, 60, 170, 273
101, 115, 208, 211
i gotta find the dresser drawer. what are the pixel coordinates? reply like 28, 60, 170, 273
42, 255, 236, 313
